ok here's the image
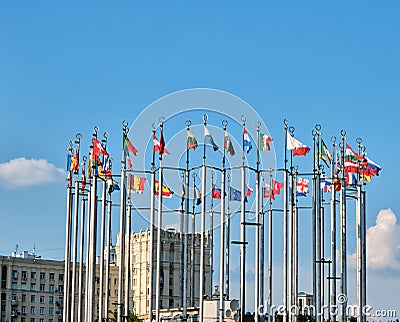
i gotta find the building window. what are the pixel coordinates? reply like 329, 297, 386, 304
21, 271, 27, 280
58, 274, 64, 282
21, 318, 26, 322
22, 306, 26, 314
49, 285, 55, 293
12, 270, 18, 279
49, 307, 54, 316
49, 320, 53, 322
11, 282, 17, 289
30, 306, 35, 314
39, 272, 45, 280
40, 284, 45, 291
39, 296, 45, 304
30, 319, 35, 322
49, 296, 54, 304
31, 272, 36, 279
22, 294, 26, 302
31, 295, 35, 303
39, 307, 44, 315
40, 319, 44, 322
58, 285, 63, 293
30, 283, 36, 291
21, 283, 26, 290
49, 273, 55, 281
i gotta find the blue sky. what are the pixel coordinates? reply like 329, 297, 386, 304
0, 1, 399, 318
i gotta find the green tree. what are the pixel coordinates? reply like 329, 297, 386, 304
108, 309, 141, 322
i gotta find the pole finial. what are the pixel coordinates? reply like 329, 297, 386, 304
222, 120, 228, 129
152, 122, 157, 130
356, 137, 362, 145
203, 114, 208, 123
331, 136, 337, 144
315, 124, 322, 132
185, 120, 191, 129
255, 121, 261, 131
341, 129, 347, 137
241, 115, 246, 125
289, 126, 295, 136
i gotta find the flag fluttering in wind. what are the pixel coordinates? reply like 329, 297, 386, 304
67, 152, 72, 172
272, 180, 284, 195
229, 186, 248, 202
80, 167, 86, 194
345, 144, 363, 162
204, 125, 219, 151
212, 185, 222, 199
107, 179, 120, 194
263, 184, 275, 199
243, 128, 252, 153
71, 150, 79, 174
320, 176, 332, 193
364, 157, 382, 176
124, 134, 138, 156
187, 130, 198, 150
92, 138, 109, 157
260, 133, 273, 151
224, 130, 235, 156
245, 185, 253, 197
128, 174, 147, 194
296, 177, 309, 197
99, 155, 112, 179
194, 185, 202, 205
154, 131, 170, 155
318, 139, 332, 167
346, 172, 357, 186
287, 135, 310, 156
155, 180, 174, 198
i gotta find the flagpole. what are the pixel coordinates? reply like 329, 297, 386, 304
63, 141, 74, 322
339, 130, 347, 322
191, 172, 197, 307
125, 192, 132, 317
99, 132, 108, 321
293, 167, 299, 322
356, 138, 363, 322
225, 173, 231, 301
311, 128, 318, 322
316, 125, 322, 322
268, 170, 273, 322
283, 119, 289, 322
149, 124, 157, 322
199, 114, 208, 322
330, 137, 337, 322
260, 170, 265, 318
104, 184, 112, 321
155, 120, 165, 322
71, 133, 81, 321
220, 120, 228, 322
77, 157, 87, 322
180, 171, 185, 310
240, 116, 247, 322
255, 122, 261, 322
209, 170, 215, 299
84, 158, 92, 322
288, 129, 294, 322
360, 143, 367, 322
118, 122, 128, 322
183, 120, 191, 321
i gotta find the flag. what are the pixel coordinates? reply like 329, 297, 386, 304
365, 157, 381, 176
92, 138, 109, 157
194, 185, 202, 205
100, 155, 112, 179
126, 153, 133, 169
224, 130, 235, 156
155, 180, 174, 198
71, 150, 79, 174
360, 169, 372, 182
287, 135, 310, 156
320, 176, 332, 193
107, 179, 120, 194
318, 139, 332, 167
123, 134, 138, 156
296, 177, 309, 197
204, 125, 219, 151
212, 185, 222, 199
229, 187, 248, 202
260, 133, 273, 151
345, 144, 363, 162
345, 160, 359, 174
66, 152, 72, 172
154, 132, 170, 155
245, 185, 253, 197
81, 167, 86, 194
243, 128, 252, 153
263, 184, 275, 199
346, 172, 357, 186
128, 174, 146, 193
272, 180, 284, 195
187, 130, 198, 150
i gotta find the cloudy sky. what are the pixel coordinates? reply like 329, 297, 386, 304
0, 2, 399, 319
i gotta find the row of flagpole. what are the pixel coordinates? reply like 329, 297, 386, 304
63, 114, 377, 322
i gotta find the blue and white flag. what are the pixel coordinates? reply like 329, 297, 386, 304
229, 186, 248, 202
204, 125, 219, 151
243, 128, 252, 153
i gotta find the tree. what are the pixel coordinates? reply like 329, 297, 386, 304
108, 309, 142, 322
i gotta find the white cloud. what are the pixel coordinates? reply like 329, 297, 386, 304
350, 209, 400, 271
0, 157, 65, 188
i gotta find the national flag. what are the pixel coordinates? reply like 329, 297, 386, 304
260, 133, 273, 151
71, 150, 79, 174
204, 125, 219, 151
263, 184, 275, 199
80, 167, 86, 194
365, 157, 382, 176
153, 132, 170, 155
287, 135, 310, 156
124, 134, 138, 156
360, 168, 372, 182
245, 185, 253, 197
320, 176, 332, 193
229, 186, 247, 202
345, 160, 359, 173
272, 180, 284, 195
346, 172, 357, 186
100, 155, 112, 178
187, 130, 198, 150
212, 185, 222, 199
318, 139, 332, 167
243, 128, 252, 153
224, 130, 235, 156
155, 180, 174, 198
296, 177, 309, 197
107, 179, 120, 194
128, 174, 147, 194
66, 152, 72, 172
92, 138, 109, 157
194, 185, 202, 205
345, 144, 363, 162
126, 153, 133, 169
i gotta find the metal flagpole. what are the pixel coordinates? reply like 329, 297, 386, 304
226, 173, 231, 300
180, 171, 185, 310
78, 157, 87, 322
288, 137, 294, 322
118, 122, 128, 322
255, 123, 261, 322
315, 125, 322, 322
283, 119, 289, 322
155, 120, 165, 322
99, 132, 108, 321
125, 193, 132, 317
183, 120, 191, 321
293, 167, 299, 322
71, 134, 82, 321
210, 170, 215, 299
260, 171, 265, 316
63, 142, 74, 322
268, 171, 273, 322
84, 159, 92, 322
149, 124, 157, 322
240, 116, 247, 322
220, 120, 228, 322
199, 114, 208, 322
330, 137, 337, 321
191, 172, 197, 307
356, 138, 363, 322
361, 188, 367, 322
339, 130, 347, 322
104, 186, 112, 321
